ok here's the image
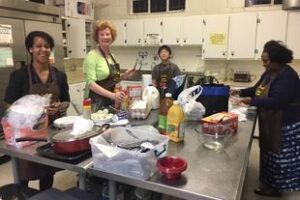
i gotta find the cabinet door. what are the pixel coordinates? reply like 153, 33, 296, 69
162, 17, 182, 45
182, 16, 203, 45
228, 12, 257, 59
286, 11, 300, 59
112, 20, 126, 46
126, 19, 144, 46
256, 11, 288, 59
143, 18, 162, 46
66, 17, 86, 58
67, 82, 85, 116
202, 14, 229, 59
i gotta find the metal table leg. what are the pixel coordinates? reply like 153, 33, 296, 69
109, 180, 117, 200
11, 157, 20, 184
78, 173, 86, 190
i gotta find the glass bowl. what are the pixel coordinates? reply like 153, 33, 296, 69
197, 125, 233, 151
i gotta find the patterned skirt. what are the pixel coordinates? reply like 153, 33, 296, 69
260, 121, 300, 192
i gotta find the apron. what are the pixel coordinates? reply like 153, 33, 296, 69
89, 47, 121, 112
19, 65, 61, 181
256, 72, 283, 152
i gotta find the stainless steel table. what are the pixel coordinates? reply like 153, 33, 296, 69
0, 141, 93, 190
87, 116, 257, 200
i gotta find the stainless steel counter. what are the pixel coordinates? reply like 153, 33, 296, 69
0, 138, 93, 190
88, 116, 257, 200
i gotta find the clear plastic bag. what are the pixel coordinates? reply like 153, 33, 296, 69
177, 85, 206, 120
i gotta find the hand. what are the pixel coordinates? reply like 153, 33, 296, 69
122, 68, 136, 80
240, 97, 252, 105
230, 89, 239, 96
46, 102, 60, 115
113, 91, 125, 104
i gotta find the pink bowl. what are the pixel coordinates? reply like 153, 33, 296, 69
157, 156, 187, 179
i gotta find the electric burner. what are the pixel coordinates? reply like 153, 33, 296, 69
36, 143, 91, 163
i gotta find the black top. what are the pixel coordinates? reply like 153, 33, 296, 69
4, 65, 70, 104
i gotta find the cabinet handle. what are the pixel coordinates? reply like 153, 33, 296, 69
160, 39, 163, 43
222, 52, 226, 56
184, 39, 186, 43
138, 38, 141, 43
231, 51, 234, 56
83, 49, 86, 52
67, 24, 70, 27
176, 38, 180, 43
68, 50, 72, 54
125, 39, 127, 44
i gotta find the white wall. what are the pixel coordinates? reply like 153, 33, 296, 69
94, 0, 300, 83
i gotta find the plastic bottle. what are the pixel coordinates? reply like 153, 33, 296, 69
166, 101, 185, 142
82, 98, 91, 119
142, 84, 160, 110
158, 93, 173, 135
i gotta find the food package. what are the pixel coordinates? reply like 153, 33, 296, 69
90, 125, 169, 180
201, 112, 238, 135
127, 85, 142, 106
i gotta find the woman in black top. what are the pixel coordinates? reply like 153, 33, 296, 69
4, 31, 70, 191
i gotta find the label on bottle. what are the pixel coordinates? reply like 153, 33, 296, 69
167, 121, 185, 142
158, 115, 167, 129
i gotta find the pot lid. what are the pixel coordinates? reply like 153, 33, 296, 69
52, 126, 101, 142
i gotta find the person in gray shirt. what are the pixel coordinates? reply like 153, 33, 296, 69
152, 45, 181, 98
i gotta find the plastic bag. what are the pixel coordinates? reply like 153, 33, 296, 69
177, 85, 206, 120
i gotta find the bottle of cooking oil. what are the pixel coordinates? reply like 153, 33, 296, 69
166, 101, 185, 142
158, 93, 173, 135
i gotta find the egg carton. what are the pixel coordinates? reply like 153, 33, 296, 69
129, 100, 151, 120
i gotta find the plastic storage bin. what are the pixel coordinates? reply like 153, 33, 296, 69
90, 125, 169, 180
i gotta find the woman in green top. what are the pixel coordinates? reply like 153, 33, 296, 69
83, 20, 135, 111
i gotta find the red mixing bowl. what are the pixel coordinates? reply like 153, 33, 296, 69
157, 156, 187, 179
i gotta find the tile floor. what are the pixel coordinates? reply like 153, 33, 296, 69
1, 139, 300, 199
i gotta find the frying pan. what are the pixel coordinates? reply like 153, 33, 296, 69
16, 124, 110, 155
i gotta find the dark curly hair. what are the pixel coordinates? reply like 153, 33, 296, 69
25, 31, 55, 53
263, 40, 293, 64
158, 45, 172, 55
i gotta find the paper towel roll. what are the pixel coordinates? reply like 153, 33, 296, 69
142, 74, 152, 89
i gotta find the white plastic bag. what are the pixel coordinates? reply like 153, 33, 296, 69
177, 85, 206, 120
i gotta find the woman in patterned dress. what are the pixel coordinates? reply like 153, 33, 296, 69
231, 40, 300, 197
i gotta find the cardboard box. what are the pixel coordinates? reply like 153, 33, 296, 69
201, 112, 238, 135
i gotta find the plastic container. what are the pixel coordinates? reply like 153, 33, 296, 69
142, 84, 160, 110
83, 98, 91, 119
158, 93, 173, 135
2, 115, 48, 148
166, 101, 185, 142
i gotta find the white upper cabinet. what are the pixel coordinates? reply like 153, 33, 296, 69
228, 12, 257, 59
202, 14, 229, 59
182, 16, 203, 45
65, 17, 86, 58
286, 11, 300, 59
256, 11, 288, 59
162, 17, 182, 45
143, 18, 163, 46
112, 20, 126, 46
126, 19, 144, 46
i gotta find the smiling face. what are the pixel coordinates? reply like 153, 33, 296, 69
98, 27, 113, 49
29, 36, 51, 65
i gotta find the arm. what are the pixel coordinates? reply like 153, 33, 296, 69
48, 70, 70, 115
250, 70, 299, 109
4, 70, 25, 105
